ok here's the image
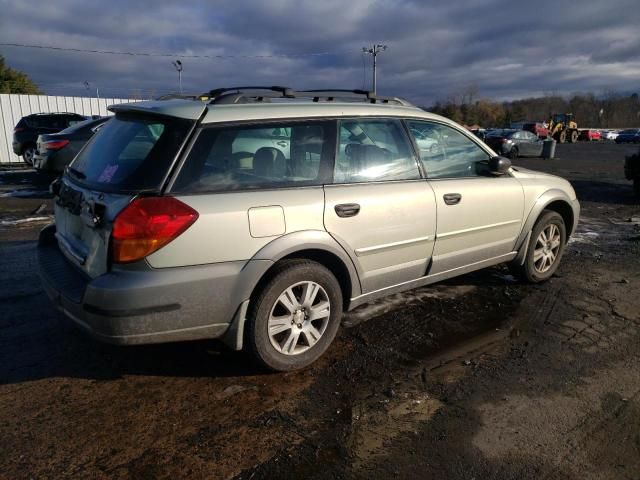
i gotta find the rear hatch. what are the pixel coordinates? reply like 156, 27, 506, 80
53, 107, 198, 278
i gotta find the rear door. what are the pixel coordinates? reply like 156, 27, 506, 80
406, 120, 524, 275
323, 118, 436, 293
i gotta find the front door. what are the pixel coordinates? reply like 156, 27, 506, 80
406, 120, 524, 275
323, 118, 437, 293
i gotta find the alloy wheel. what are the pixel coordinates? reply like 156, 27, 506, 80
533, 224, 561, 273
267, 281, 331, 355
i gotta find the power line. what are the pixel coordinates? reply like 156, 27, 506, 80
0, 42, 353, 59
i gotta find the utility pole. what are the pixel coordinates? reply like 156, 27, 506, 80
172, 60, 183, 94
362, 44, 387, 94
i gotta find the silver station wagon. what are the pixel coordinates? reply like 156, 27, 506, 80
38, 87, 580, 371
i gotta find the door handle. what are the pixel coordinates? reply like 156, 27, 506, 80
443, 193, 462, 205
335, 203, 360, 218
276, 140, 288, 147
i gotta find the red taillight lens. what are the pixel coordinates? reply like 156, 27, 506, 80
500, 138, 507, 143
14, 127, 24, 132
44, 139, 70, 150
111, 197, 199, 264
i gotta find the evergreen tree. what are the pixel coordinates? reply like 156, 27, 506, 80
0, 56, 41, 94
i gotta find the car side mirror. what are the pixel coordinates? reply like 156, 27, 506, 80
489, 156, 511, 175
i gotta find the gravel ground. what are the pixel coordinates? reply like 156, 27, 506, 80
0, 142, 639, 479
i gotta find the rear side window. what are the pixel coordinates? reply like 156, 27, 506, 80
172, 120, 336, 193
69, 114, 192, 192
335, 119, 420, 183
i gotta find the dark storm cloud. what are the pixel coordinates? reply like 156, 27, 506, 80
0, 0, 639, 104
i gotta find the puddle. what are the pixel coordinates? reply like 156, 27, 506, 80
348, 392, 442, 467
0, 216, 52, 227
0, 189, 49, 198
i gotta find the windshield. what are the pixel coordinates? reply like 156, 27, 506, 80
69, 113, 192, 192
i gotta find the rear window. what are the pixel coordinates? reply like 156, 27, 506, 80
69, 113, 192, 192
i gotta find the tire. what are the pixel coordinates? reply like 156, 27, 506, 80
569, 130, 579, 143
634, 178, 640, 198
510, 210, 567, 283
22, 145, 35, 165
509, 147, 519, 159
246, 259, 343, 371
558, 131, 567, 143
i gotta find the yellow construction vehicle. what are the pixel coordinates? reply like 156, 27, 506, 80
548, 113, 579, 143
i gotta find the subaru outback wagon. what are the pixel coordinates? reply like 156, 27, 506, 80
38, 87, 580, 371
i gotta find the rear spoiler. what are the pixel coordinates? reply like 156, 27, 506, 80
108, 100, 207, 121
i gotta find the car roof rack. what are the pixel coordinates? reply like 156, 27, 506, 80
198, 86, 414, 107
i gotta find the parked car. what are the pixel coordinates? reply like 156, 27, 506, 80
38, 87, 579, 371
33, 117, 110, 173
12, 112, 87, 165
523, 122, 549, 139
579, 129, 601, 141
601, 130, 619, 141
624, 148, 640, 197
615, 129, 640, 144
484, 129, 544, 159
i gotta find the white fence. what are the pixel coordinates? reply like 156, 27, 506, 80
0, 94, 138, 164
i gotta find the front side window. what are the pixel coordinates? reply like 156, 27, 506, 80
334, 118, 420, 183
407, 120, 491, 179
172, 120, 335, 192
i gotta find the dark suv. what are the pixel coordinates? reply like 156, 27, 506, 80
12, 112, 86, 165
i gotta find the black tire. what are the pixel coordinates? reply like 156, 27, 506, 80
558, 131, 567, 143
510, 210, 567, 283
634, 178, 640, 198
22, 145, 35, 165
246, 259, 343, 371
509, 147, 519, 159
570, 130, 579, 143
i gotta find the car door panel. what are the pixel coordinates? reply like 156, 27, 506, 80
428, 177, 524, 274
324, 181, 436, 292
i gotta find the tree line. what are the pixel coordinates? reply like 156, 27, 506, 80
426, 88, 640, 129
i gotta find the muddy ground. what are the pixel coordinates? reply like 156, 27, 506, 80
1, 142, 639, 479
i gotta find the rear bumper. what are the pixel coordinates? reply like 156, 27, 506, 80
38, 225, 271, 345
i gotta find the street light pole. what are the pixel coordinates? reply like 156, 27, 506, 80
172, 60, 183, 94
362, 44, 387, 94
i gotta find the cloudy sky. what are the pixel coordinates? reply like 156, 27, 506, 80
1, 0, 639, 105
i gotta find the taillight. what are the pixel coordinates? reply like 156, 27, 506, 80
43, 139, 70, 150
111, 197, 198, 264
14, 127, 24, 132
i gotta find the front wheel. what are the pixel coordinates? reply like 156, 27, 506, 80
246, 259, 343, 371
511, 210, 567, 283
509, 147, 519, 159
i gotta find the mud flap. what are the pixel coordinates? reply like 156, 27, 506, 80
513, 230, 532, 266
222, 300, 250, 351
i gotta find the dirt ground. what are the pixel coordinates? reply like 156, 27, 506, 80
1, 142, 639, 480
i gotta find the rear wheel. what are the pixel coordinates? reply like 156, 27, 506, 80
246, 259, 343, 371
511, 210, 566, 283
22, 146, 35, 165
